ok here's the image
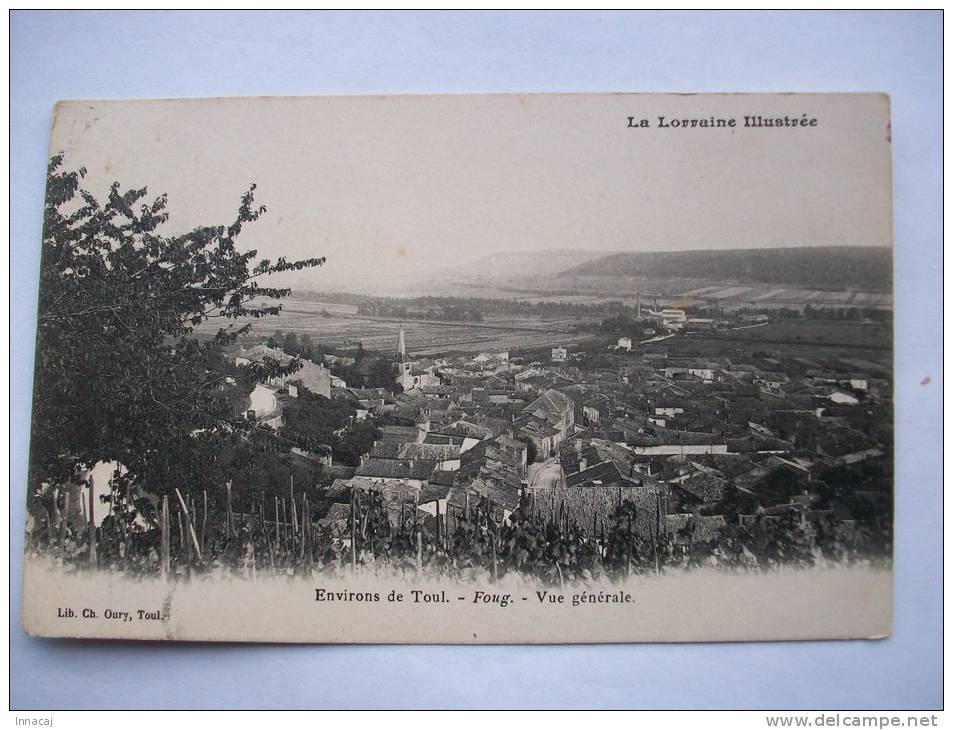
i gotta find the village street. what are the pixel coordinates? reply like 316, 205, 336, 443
248, 383, 278, 418
527, 456, 564, 489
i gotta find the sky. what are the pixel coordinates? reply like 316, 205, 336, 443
49, 93, 893, 293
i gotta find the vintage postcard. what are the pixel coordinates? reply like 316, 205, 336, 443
22, 93, 893, 643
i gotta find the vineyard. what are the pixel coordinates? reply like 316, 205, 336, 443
26, 479, 891, 585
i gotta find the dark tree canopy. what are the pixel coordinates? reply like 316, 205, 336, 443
31, 155, 324, 493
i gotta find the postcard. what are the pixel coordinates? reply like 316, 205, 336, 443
22, 92, 893, 642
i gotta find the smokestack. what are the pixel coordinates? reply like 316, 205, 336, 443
637, 291, 642, 318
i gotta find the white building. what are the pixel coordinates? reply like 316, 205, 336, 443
659, 309, 687, 330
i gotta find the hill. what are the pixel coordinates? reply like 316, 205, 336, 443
560, 246, 892, 291
435, 249, 612, 280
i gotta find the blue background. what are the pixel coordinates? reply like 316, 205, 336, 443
10, 10, 943, 710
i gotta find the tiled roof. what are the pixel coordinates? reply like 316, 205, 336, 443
679, 473, 727, 502
523, 388, 574, 419
398, 443, 461, 462
236, 344, 293, 366
354, 458, 437, 481
566, 461, 623, 488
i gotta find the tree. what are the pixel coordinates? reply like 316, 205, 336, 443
362, 357, 399, 390
299, 333, 314, 360
31, 155, 325, 495
283, 331, 299, 354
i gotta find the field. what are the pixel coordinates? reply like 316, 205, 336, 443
429, 275, 893, 310
708, 320, 892, 349
649, 319, 892, 372
195, 298, 599, 356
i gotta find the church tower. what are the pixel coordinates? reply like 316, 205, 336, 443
396, 324, 408, 361
393, 323, 414, 388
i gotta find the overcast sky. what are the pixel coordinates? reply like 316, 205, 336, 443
50, 93, 892, 291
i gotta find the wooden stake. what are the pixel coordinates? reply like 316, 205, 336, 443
260, 501, 275, 571
174, 488, 203, 561
626, 512, 633, 579
225, 481, 233, 539
182, 506, 193, 575
50, 487, 60, 545
59, 492, 69, 554
302, 494, 312, 570
201, 490, 208, 552
281, 498, 288, 546
359, 491, 369, 540
160, 495, 170, 579
491, 531, 498, 582
46, 508, 55, 548
87, 479, 97, 568
350, 489, 357, 570
416, 528, 423, 574
415, 489, 422, 572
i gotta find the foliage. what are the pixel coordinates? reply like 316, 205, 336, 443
31, 155, 324, 494
280, 390, 381, 466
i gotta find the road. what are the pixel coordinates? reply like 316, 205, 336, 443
526, 457, 565, 490
248, 383, 277, 418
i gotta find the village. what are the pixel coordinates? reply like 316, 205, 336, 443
226, 298, 893, 574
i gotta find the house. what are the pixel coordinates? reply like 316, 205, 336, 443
754, 371, 790, 391
617, 337, 633, 351
688, 363, 718, 382
234, 345, 331, 397
352, 458, 436, 489
396, 443, 462, 471
514, 416, 558, 460
522, 388, 576, 450
829, 389, 860, 406
551, 346, 568, 362
565, 461, 644, 489
629, 429, 729, 456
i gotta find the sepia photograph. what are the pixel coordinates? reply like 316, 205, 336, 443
21, 92, 895, 644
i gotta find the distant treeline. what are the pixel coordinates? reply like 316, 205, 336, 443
356, 302, 485, 322
293, 291, 889, 325
681, 304, 892, 322
564, 247, 892, 292
295, 291, 632, 319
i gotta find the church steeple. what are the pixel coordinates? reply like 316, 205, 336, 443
396, 324, 407, 358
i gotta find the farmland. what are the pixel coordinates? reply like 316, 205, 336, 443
194, 298, 599, 356
645, 319, 892, 371
416, 275, 892, 312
